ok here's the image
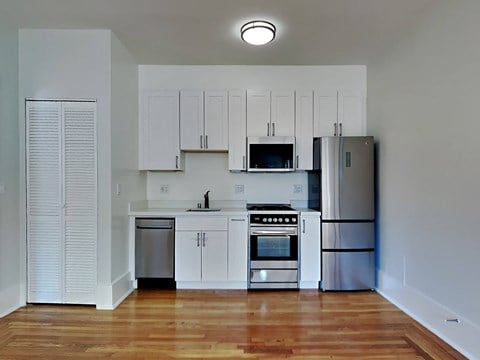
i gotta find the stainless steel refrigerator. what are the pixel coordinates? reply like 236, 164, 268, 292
308, 136, 375, 290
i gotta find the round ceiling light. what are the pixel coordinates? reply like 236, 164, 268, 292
241, 20, 276, 46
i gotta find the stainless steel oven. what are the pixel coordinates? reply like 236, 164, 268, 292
248, 204, 299, 289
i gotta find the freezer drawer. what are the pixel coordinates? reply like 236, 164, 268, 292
135, 218, 174, 278
322, 222, 374, 250
321, 251, 374, 290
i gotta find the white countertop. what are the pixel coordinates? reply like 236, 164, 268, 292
129, 207, 248, 217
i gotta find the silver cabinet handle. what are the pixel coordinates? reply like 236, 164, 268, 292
302, 219, 306, 234
205, 135, 208, 149
334, 123, 338, 136
230, 218, 245, 222
296, 155, 299, 168
175, 155, 179, 169
196, 232, 200, 247
243, 155, 246, 170
267, 123, 270, 136
200, 135, 203, 149
272, 122, 275, 136
339, 123, 343, 136
202, 232, 206, 247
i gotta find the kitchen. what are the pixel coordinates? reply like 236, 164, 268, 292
1, 0, 480, 358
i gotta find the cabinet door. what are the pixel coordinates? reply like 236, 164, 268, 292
228, 217, 248, 281
26, 101, 63, 303
300, 214, 321, 284
180, 90, 204, 150
338, 91, 366, 136
228, 90, 247, 171
204, 90, 228, 150
313, 91, 338, 137
247, 90, 270, 136
175, 231, 202, 281
202, 231, 228, 281
62, 102, 97, 304
295, 90, 313, 170
271, 90, 295, 136
139, 90, 181, 170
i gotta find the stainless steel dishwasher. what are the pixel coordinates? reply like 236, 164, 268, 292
135, 218, 174, 279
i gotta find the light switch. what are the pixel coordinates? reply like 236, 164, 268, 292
160, 185, 169, 193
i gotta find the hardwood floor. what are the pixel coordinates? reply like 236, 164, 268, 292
0, 290, 467, 359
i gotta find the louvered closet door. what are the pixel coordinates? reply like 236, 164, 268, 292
26, 101, 63, 303
62, 102, 97, 304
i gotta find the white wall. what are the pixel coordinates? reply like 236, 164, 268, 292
19, 29, 113, 304
0, 19, 21, 317
140, 65, 366, 203
368, 0, 480, 357
110, 34, 146, 287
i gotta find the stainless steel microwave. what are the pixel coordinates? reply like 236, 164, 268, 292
247, 136, 296, 172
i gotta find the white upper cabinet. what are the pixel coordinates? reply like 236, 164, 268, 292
228, 90, 247, 171
295, 90, 314, 170
271, 90, 295, 136
247, 90, 295, 137
180, 90, 204, 150
180, 90, 228, 151
314, 90, 365, 137
246, 90, 270, 137
204, 90, 228, 150
139, 90, 183, 171
338, 91, 366, 136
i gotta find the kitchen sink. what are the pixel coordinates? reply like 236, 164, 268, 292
186, 208, 221, 212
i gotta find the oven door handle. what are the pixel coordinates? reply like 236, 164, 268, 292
251, 230, 296, 236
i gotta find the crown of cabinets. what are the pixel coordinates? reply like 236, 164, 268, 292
138, 89, 365, 171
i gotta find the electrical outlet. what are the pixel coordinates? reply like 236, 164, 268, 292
160, 185, 169, 194
293, 184, 303, 194
235, 184, 245, 194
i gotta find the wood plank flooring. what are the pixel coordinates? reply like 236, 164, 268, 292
0, 290, 467, 359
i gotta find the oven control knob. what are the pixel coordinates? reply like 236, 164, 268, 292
285, 218, 290, 223
273, 218, 277, 223
268, 218, 272, 222
262, 218, 267, 223
292, 218, 297, 223
278, 218, 283, 222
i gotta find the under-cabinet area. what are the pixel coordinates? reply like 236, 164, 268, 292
128, 208, 320, 290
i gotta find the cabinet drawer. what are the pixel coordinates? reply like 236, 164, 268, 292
176, 216, 228, 231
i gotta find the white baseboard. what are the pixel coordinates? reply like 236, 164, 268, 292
377, 270, 480, 360
96, 271, 134, 310
300, 281, 320, 289
176, 281, 247, 290
0, 284, 23, 318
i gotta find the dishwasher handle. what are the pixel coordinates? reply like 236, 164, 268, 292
136, 225, 173, 230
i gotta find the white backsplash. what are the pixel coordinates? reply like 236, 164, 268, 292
147, 153, 308, 204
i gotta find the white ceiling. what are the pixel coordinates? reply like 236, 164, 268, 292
2, 0, 437, 65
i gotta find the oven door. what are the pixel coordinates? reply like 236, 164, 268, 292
250, 227, 298, 261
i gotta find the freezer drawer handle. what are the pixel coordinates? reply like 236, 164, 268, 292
136, 225, 173, 230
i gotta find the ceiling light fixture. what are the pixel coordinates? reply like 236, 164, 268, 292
241, 20, 276, 46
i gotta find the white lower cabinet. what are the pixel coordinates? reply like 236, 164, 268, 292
300, 213, 321, 288
227, 216, 248, 282
175, 231, 227, 282
175, 216, 229, 286
175, 215, 247, 288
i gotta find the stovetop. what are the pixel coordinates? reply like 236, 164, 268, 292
247, 203, 295, 211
